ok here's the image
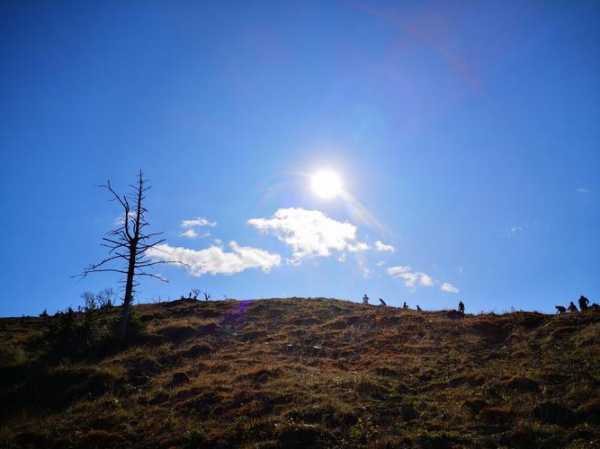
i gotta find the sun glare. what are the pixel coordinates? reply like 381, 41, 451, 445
311, 170, 343, 199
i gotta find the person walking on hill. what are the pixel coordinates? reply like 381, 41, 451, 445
579, 295, 590, 311
458, 301, 465, 314
362, 294, 369, 305
403, 301, 408, 310
568, 301, 578, 313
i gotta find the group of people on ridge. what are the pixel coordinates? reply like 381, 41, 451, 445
555, 295, 598, 313
362, 294, 465, 315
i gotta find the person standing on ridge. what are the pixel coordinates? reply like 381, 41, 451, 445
362, 294, 369, 305
568, 301, 578, 313
458, 301, 465, 314
579, 295, 590, 311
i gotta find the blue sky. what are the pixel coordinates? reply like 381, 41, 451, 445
1, 1, 598, 316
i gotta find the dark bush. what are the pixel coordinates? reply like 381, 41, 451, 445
533, 402, 578, 426
42, 306, 146, 362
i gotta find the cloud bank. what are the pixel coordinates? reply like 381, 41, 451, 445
147, 241, 280, 276
248, 208, 368, 262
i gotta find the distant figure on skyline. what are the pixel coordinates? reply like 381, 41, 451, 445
403, 302, 408, 310
568, 301, 578, 313
378, 298, 386, 306
362, 294, 369, 305
458, 301, 465, 314
555, 305, 566, 314
579, 295, 590, 311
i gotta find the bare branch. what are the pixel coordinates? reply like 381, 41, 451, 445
84, 254, 125, 271
135, 272, 168, 282
81, 268, 129, 276
135, 260, 186, 269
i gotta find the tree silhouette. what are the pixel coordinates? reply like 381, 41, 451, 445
81, 170, 174, 339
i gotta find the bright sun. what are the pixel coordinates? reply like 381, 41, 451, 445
311, 170, 343, 199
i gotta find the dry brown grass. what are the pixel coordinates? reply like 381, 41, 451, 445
1, 297, 599, 448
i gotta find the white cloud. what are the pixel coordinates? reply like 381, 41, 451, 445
179, 229, 210, 239
576, 187, 590, 194
387, 265, 434, 288
374, 240, 395, 252
147, 241, 280, 276
348, 242, 370, 252
420, 273, 434, 287
248, 208, 368, 262
180, 229, 199, 239
376, 261, 386, 267
440, 282, 459, 294
511, 226, 524, 233
181, 217, 216, 228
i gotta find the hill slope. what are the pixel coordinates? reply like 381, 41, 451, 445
1, 298, 599, 448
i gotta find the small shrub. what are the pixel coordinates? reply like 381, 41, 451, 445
349, 416, 378, 444
182, 428, 209, 449
533, 402, 579, 426
82, 288, 115, 311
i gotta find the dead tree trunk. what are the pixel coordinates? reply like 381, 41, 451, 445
80, 170, 175, 341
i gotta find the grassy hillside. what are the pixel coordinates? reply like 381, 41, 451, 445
1, 298, 599, 449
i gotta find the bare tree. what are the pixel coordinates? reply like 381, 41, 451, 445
80, 170, 173, 339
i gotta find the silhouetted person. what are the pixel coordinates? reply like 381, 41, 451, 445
379, 298, 386, 306
568, 301, 578, 313
403, 301, 408, 310
458, 301, 465, 314
579, 295, 590, 311
555, 305, 566, 314
362, 294, 369, 305
417, 305, 422, 312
